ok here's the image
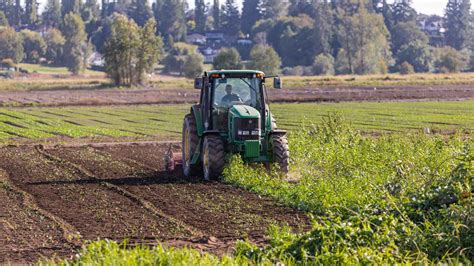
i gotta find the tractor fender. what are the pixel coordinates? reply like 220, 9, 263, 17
190, 105, 204, 136
268, 129, 287, 137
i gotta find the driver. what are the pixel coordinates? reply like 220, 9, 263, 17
221, 84, 242, 105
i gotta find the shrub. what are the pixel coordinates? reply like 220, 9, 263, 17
433, 46, 469, 73
163, 42, 203, 78
312, 54, 335, 75
249, 44, 281, 75
212, 47, 243, 70
399, 61, 415, 75
282, 66, 304, 76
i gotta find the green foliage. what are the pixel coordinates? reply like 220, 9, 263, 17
224, 114, 473, 264
23, 0, 38, 26
42, 0, 62, 28
391, 21, 429, 55
44, 28, 65, 64
213, 47, 243, 70
194, 0, 206, 32
127, 0, 152, 27
61, 0, 80, 17
433, 46, 469, 73
396, 39, 432, 73
249, 44, 281, 75
399, 61, 415, 75
20, 29, 46, 63
312, 54, 334, 76
221, 0, 240, 36
41, 239, 246, 265
241, 0, 261, 34
261, 0, 288, 19
0, 10, 8, 26
157, 0, 187, 43
163, 42, 204, 77
62, 13, 88, 74
444, 0, 471, 50
336, 5, 393, 75
0, 26, 23, 63
104, 14, 163, 85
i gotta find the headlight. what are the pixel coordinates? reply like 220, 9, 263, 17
242, 131, 250, 135
251, 130, 260, 136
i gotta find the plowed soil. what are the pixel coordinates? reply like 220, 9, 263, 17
0, 143, 310, 264
0, 84, 472, 107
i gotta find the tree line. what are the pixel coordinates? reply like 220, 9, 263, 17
0, 0, 473, 85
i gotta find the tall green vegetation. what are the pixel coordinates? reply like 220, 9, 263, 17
162, 42, 203, 78
241, 0, 261, 34
104, 14, 163, 86
221, 0, 240, 36
44, 28, 66, 64
128, 0, 152, 27
444, 0, 471, 50
157, 0, 186, 43
212, 47, 242, 70
62, 0, 81, 16
224, 115, 473, 264
212, 0, 220, 29
0, 26, 23, 63
62, 13, 89, 74
249, 44, 281, 75
42, 0, 62, 28
23, 0, 38, 26
20, 29, 46, 63
336, 4, 393, 74
194, 0, 206, 32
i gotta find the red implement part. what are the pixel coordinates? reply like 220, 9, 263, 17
165, 145, 183, 172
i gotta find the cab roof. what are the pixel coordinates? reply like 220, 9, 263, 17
205, 70, 265, 76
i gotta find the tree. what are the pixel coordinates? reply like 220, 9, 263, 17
0, 11, 8, 26
336, 5, 393, 74
128, 0, 152, 27
42, 0, 62, 28
0, 26, 24, 63
81, 0, 100, 24
391, 21, 429, 55
62, 13, 88, 74
241, 0, 261, 34
266, 15, 315, 67
62, 0, 81, 16
312, 54, 335, 75
104, 15, 163, 85
23, 0, 39, 26
249, 44, 281, 75
262, 0, 288, 19
212, 0, 220, 29
433, 46, 469, 73
163, 42, 203, 77
396, 40, 432, 72
313, 1, 333, 56
194, 0, 206, 32
213, 48, 242, 69
399, 61, 414, 74
21, 29, 46, 63
221, 0, 240, 36
444, 0, 471, 50
391, 0, 416, 24
44, 28, 66, 64
158, 0, 186, 43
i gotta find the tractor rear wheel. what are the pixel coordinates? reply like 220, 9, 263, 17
202, 135, 225, 181
272, 134, 289, 174
182, 114, 201, 177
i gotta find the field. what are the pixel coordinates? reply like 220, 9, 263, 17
0, 72, 472, 264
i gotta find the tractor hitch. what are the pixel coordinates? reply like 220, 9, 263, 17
165, 145, 182, 172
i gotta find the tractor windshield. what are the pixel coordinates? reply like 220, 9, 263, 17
212, 77, 262, 109
211, 77, 263, 131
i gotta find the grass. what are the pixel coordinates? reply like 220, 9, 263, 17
0, 101, 472, 144
2, 67, 474, 91
17, 63, 105, 76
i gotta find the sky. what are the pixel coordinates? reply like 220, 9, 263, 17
35, 0, 449, 16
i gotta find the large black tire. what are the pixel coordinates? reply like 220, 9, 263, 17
272, 134, 289, 174
202, 135, 225, 181
182, 114, 201, 177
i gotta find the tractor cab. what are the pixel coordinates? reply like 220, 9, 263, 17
178, 70, 288, 180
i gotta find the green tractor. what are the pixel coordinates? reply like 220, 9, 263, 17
167, 70, 289, 180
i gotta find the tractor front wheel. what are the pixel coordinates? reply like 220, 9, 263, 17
182, 114, 201, 177
272, 134, 289, 174
202, 135, 225, 181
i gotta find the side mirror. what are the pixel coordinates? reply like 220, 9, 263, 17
194, 78, 203, 90
273, 77, 282, 89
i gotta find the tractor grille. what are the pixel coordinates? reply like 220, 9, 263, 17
234, 118, 260, 141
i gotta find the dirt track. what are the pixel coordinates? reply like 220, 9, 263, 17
0, 84, 473, 107
0, 143, 309, 264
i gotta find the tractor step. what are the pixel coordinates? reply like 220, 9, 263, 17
165, 145, 182, 172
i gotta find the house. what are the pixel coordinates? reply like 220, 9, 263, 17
417, 14, 445, 46
186, 33, 206, 46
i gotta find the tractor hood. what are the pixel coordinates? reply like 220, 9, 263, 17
229, 105, 260, 119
